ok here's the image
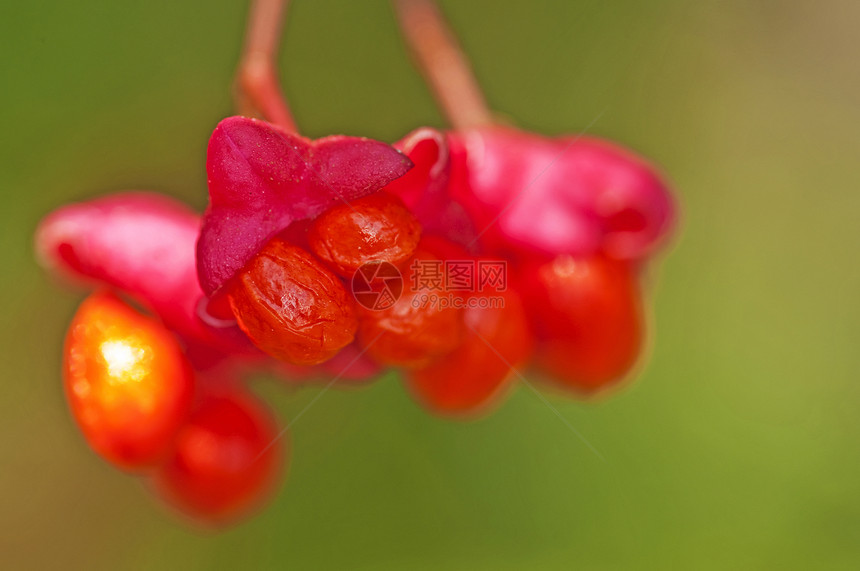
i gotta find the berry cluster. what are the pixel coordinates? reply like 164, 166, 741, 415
197, 116, 672, 408
36, 115, 673, 523
34, 0, 676, 525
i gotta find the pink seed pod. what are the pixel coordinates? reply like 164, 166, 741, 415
387, 125, 675, 261
447, 126, 676, 261
34, 192, 246, 353
196, 116, 413, 299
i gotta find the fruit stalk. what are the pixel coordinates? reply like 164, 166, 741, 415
236, 0, 297, 132
392, 0, 492, 129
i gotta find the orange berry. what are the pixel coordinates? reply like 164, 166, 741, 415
308, 192, 421, 277
153, 390, 284, 524
407, 289, 533, 415
228, 237, 357, 365
356, 248, 463, 368
523, 255, 643, 394
63, 291, 193, 470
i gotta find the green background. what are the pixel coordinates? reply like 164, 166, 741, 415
2, 0, 859, 568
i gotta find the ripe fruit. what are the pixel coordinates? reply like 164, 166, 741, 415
308, 191, 421, 277
357, 288, 463, 368
63, 291, 193, 470
406, 289, 533, 415
228, 237, 358, 365
522, 255, 643, 394
153, 390, 284, 524
356, 247, 463, 368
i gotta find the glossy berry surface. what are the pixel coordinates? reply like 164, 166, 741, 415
407, 289, 533, 415
357, 290, 463, 368
523, 255, 643, 394
153, 390, 284, 524
228, 237, 358, 366
63, 291, 193, 470
309, 192, 421, 277
357, 249, 463, 368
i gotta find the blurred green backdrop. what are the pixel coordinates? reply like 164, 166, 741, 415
2, 0, 859, 569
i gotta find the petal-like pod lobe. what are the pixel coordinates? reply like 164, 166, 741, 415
448, 126, 676, 260
36, 192, 210, 343
197, 117, 413, 296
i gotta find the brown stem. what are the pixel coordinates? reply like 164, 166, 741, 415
393, 0, 493, 130
235, 0, 297, 132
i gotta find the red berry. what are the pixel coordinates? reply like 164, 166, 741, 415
308, 192, 421, 277
358, 290, 463, 368
522, 255, 643, 394
406, 289, 533, 415
63, 291, 193, 470
153, 390, 284, 524
357, 248, 463, 368
228, 237, 357, 365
